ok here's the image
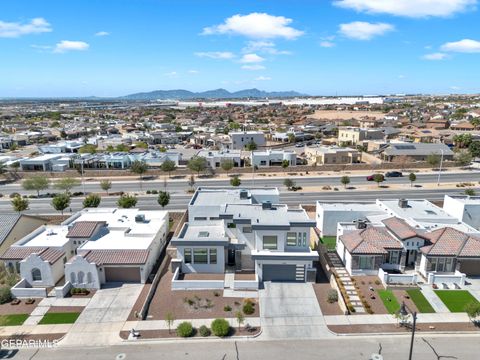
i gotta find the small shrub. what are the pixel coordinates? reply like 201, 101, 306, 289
224, 305, 232, 312
327, 290, 338, 304
0, 287, 12, 304
199, 325, 211, 337
242, 302, 255, 315
374, 279, 381, 286
211, 318, 230, 337
9, 192, 20, 198
146, 190, 151, 194
151, 189, 158, 194
213, 291, 220, 297
176, 321, 194, 337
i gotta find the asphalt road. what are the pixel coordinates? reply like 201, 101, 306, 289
4, 335, 480, 360
0, 188, 475, 215
1, 171, 479, 196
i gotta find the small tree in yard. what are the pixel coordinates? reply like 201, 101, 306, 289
100, 180, 112, 195
157, 191, 170, 208
465, 301, 480, 324
454, 149, 473, 167
160, 159, 176, 178
187, 156, 207, 175
235, 310, 245, 331
245, 140, 257, 151
409, 173, 416, 187
426, 153, 440, 168
83, 193, 101, 208
165, 312, 175, 334
117, 194, 137, 208
281, 159, 289, 173
51, 193, 70, 215
340, 175, 350, 189
465, 188, 476, 196
230, 175, 241, 187
131, 160, 148, 190
220, 159, 234, 174
373, 174, 384, 187
22, 175, 49, 197
11, 196, 29, 213
283, 178, 294, 190
54, 177, 80, 193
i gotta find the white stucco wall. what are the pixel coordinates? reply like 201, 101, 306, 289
65, 256, 101, 289
176, 245, 225, 273
20, 254, 59, 287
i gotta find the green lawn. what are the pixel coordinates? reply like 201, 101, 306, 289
406, 289, 435, 313
38, 312, 80, 325
434, 290, 480, 313
320, 236, 337, 250
378, 290, 401, 314
0, 314, 29, 326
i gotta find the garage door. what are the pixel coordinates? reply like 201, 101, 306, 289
104, 267, 141, 283
460, 260, 480, 276
262, 264, 304, 282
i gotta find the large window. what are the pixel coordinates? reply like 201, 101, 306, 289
388, 251, 400, 264
31, 268, 42, 281
358, 257, 374, 270
193, 248, 208, 264
263, 236, 278, 250
184, 248, 192, 263
286, 232, 297, 246
209, 249, 217, 264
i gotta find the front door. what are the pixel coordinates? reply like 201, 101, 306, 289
227, 249, 236, 266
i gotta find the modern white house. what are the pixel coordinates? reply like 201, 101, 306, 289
229, 131, 266, 150
1, 208, 168, 297
170, 187, 318, 289
196, 149, 242, 168
443, 195, 480, 231
38, 140, 84, 154
250, 149, 296, 167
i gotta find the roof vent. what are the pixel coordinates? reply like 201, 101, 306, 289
135, 214, 146, 223
356, 220, 368, 229
239, 190, 249, 199
262, 201, 272, 210
398, 199, 409, 209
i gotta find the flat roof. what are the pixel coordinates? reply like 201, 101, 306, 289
446, 195, 480, 204
181, 221, 226, 240
190, 187, 279, 206
317, 201, 383, 212
224, 203, 312, 226
23, 226, 70, 247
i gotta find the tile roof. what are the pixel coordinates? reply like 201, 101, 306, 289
79, 249, 149, 265
0, 246, 64, 264
0, 214, 21, 244
340, 227, 403, 255
67, 221, 105, 238
421, 227, 480, 257
382, 217, 419, 240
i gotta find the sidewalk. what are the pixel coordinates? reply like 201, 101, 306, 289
324, 312, 471, 326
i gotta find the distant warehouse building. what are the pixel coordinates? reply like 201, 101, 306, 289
381, 143, 454, 162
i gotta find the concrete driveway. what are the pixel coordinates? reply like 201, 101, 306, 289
59, 283, 143, 346
259, 282, 332, 339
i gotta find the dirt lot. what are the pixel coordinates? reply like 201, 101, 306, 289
146, 270, 259, 320
0, 298, 42, 315
352, 276, 388, 314
313, 266, 343, 315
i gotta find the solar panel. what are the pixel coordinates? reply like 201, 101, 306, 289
394, 145, 416, 150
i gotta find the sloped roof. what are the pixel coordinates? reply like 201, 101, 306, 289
0, 214, 21, 245
421, 227, 480, 257
79, 249, 149, 265
340, 227, 403, 255
0, 246, 64, 264
67, 221, 105, 238
382, 217, 419, 240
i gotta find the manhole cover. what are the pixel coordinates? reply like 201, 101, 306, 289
116, 354, 126, 360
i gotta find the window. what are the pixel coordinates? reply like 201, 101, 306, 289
70, 272, 76, 284
194, 248, 208, 264
209, 249, 217, 264
359, 257, 374, 270
287, 232, 297, 246
194, 217, 207, 221
184, 248, 192, 263
389, 251, 400, 264
242, 226, 252, 233
263, 236, 278, 250
303, 233, 307, 247
31, 268, 42, 281
78, 271, 85, 284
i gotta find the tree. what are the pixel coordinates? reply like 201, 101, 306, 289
465, 188, 476, 196
235, 310, 245, 331
188, 175, 196, 191
54, 177, 80, 194
426, 153, 440, 168
117, 194, 137, 208
281, 159, 289, 173
373, 174, 384, 187
454, 150, 473, 166
287, 133, 296, 144
0, 162, 6, 176
469, 141, 480, 158
100, 180, 112, 195
130, 160, 148, 190
453, 133, 473, 149
51, 193, 70, 215
157, 191, 170, 208
160, 159, 177, 178
22, 176, 49, 197
115, 144, 130, 152
283, 178, 294, 190
9, 161, 20, 178
230, 175, 241, 187
165, 312, 175, 334
134, 141, 148, 149
78, 144, 97, 154
245, 140, 257, 151
409, 173, 417, 187
465, 301, 480, 324
187, 156, 207, 175
11, 196, 29, 213
83, 193, 101, 208
220, 159, 234, 174
340, 176, 350, 189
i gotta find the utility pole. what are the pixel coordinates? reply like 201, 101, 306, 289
81, 159, 86, 195
436, 149, 444, 186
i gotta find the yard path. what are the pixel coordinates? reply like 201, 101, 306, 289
419, 285, 450, 313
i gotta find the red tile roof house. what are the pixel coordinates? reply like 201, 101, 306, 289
1, 208, 168, 298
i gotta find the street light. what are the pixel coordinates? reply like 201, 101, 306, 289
436, 149, 444, 186
399, 301, 417, 360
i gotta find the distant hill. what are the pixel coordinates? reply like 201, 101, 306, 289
120, 88, 305, 100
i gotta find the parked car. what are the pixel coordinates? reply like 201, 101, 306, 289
366, 174, 385, 181
385, 171, 403, 177
295, 143, 304, 148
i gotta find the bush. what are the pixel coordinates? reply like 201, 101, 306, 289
199, 325, 211, 337
176, 321, 194, 337
327, 290, 338, 304
146, 190, 151, 194
0, 287, 13, 304
9, 192, 20, 198
224, 305, 232, 312
151, 189, 158, 194
211, 318, 230, 337
242, 302, 255, 315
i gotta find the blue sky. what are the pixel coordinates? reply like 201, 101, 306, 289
1, 0, 480, 97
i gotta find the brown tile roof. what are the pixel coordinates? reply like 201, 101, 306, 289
340, 227, 403, 255
421, 227, 480, 257
67, 221, 105, 238
0, 246, 64, 264
38, 248, 65, 264
382, 217, 419, 240
79, 249, 149, 265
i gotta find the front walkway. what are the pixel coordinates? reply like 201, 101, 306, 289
259, 282, 332, 339
419, 285, 450, 313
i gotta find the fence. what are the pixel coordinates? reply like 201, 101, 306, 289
54, 281, 72, 298
11, 278, 47, 298
378, 268, 417, 286
171, 267, 225, 290
427, 271, 466, 286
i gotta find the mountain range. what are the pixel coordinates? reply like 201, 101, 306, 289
120, 88, 305, 100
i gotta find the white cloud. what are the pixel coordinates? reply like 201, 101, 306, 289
240, 53, 265, 63
202, 13, 304, 39
320, 41, 335, 48
194, 51, 235, 59
164, 71, 177, 77
422, 52, 448, 60
54, 40, 89, 53
254, 76, 271, 81
440, 39, 480, 53
333, 0, 476, 18
451, 86, 461, 90
0, 17, 52, 38
241, 64, 266, 71
242, 40, 291, 55
95, 31, 110, 37
398, 74, 406, 79
339, 21, 394, 40
188, 70, 199, 74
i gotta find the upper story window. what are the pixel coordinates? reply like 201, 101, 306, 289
286, 232, 297, 246
242, 226, 252, 233
184, 248, 192, 263
263, 235, 278, 250
193, 248, 208, 264
209, 249, 217, 264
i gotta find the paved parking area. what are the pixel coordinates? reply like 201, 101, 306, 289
259, 282, 332, 339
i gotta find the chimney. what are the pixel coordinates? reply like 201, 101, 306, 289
398, 199, 408, 209
356, 220, 367, 229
